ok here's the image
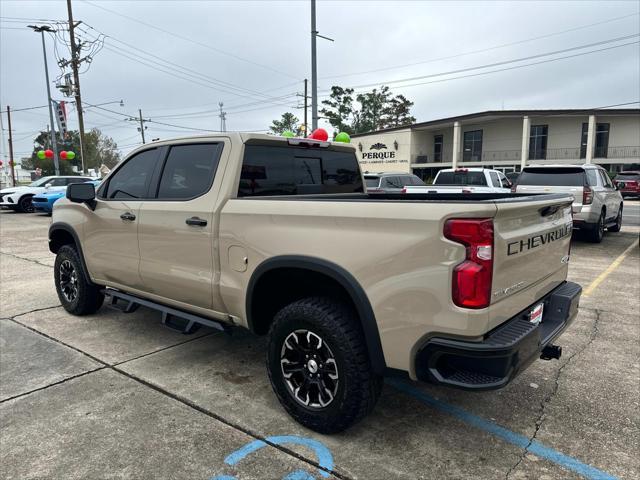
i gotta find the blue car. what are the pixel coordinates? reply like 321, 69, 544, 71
32, 180, 100, 214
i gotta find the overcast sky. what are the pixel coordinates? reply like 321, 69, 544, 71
1, 0, 639, 161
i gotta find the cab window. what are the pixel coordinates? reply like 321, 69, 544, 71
156, 143, 222, 199
104, 149, 158, 199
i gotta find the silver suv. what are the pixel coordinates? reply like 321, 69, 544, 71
364, 172, 425, 193
515, 164, 623, 243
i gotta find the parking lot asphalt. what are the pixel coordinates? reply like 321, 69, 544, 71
0, 205, 638, 480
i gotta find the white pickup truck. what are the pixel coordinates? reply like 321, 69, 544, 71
404, 168, 512, 194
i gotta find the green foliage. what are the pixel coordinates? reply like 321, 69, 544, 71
321, 85, 416, 135
269, 112, 304, 136
21, 128, 121, 176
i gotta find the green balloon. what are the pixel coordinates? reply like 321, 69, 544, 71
335, 132, 351, 143
37, 150, 46, 160
281, 130, 295, 138
66, 151, 76, 160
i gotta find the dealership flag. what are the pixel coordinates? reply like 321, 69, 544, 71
53, 101, 68, 137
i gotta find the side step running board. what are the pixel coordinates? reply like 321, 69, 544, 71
102, 288, 228, 335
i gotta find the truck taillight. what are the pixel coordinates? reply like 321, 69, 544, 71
583, 186, 593, 205
444, 218, 493, 309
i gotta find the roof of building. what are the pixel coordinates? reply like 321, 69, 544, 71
351, 108, 640, 137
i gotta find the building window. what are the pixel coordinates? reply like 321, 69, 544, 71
529, 125, 548, 160
433, 135, 443, 162
580, 122, 610, 159
463, 130, 483, 162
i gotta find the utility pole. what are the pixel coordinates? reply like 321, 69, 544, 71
66, 0, 87, 173
29, 25, 60, 176
138, 109, 146, 144
310, 0, 333, 132
311, 0, 317, 131
6, 106, 16, 187
218, 102, 226, 132
304, 79, 308, 137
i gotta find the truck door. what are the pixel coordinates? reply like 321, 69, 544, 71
137, 142, 224, 310
83, 147, 160, 290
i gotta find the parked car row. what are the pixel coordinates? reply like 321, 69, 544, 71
0, 176, 96, 213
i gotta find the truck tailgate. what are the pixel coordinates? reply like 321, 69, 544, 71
488, 194, 574, 329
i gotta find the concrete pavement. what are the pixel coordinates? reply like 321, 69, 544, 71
0, 209, 638, 479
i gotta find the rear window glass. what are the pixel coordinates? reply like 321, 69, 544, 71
157, 144, 222, 199
238, 145, 363, 197
518, 168, 585, 186
616, 172, 640, 179
434, 171, 487, 186
365, 177, 380, 188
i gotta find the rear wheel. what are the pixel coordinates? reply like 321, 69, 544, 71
586, 210, 605, 243
17, 195, 34, 213
54, 245, 104, 315
608, 205, 623, 232
267, 297, 382, 433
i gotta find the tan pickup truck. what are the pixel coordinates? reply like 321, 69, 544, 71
49, 133, 581, 433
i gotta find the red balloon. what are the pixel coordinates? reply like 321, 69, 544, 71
310, 128, 328, 141
60, 151, 68, 160
45, 149, 54, 159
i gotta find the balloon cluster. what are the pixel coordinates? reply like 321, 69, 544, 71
37, 150, 75, 160
280, 128, 350, 144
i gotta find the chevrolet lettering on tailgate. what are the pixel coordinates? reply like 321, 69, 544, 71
507, 223, 572, 256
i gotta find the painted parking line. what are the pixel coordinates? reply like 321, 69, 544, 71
583, 239, 638, 296
388, 378, 618, 480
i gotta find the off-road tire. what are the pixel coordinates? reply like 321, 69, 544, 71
54, 245, 104, 315
586, 210, 605, 243
267, 296, 382, 434
608, 205, 623, 232
17, 195, 34, 213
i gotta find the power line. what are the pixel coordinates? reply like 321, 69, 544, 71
337, 33, 639, 92
82, 0, 300, 80
78, 23, 298, 105
321, 12, 640, 80
332, 40, 639, 94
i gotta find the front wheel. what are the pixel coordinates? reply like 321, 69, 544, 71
54, 245, 104, 315
267, 297, 382, 433
608, 205, 623, 232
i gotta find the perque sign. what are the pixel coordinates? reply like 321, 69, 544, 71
362, 142, 396, 160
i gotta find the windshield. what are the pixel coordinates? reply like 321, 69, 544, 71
434, 171, 486, 186
364, 177, 380, 188
518, 168, 585, 186
28, 177, 54, 187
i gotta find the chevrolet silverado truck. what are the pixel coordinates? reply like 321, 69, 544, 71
49, 134, 581, 433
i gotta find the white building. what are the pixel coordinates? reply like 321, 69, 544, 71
351, 109, 640, 181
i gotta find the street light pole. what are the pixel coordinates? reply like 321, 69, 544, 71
310, 0, 333, 132
311, 0, 318, 131
29, 25, 60, 176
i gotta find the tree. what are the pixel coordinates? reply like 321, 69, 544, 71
269, 112, 303, 136
320, 85, 416, 135
21, 128, 121, 176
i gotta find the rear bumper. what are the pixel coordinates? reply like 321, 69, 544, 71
415, 281, 581, 390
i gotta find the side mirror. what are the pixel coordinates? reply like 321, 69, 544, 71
615, 182, 624, 190
66, 182, 96, 209
45, 183, 52, 189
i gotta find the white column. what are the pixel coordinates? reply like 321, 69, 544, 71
520, 116, 530, 169
585, 115, 596, 164
452, 121, 461, 169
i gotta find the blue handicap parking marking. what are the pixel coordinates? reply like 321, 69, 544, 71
387, 378, 619, 480
211, 434, 334, 480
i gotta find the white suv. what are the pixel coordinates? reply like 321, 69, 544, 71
515, 165, 623, 243
0, 176, 92, 213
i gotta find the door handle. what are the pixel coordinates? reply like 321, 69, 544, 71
186, 216, 207, 227
120, 212, 136, 221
